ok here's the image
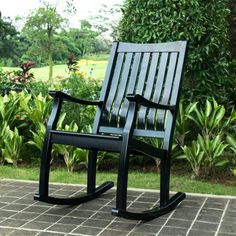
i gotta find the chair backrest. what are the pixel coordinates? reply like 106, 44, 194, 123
93, 41, 187, 149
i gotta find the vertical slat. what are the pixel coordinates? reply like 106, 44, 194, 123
138, 53, 159, 129
110, 53, 133, 126
119, 53, 142, 126
136, 53, 150, 128
103, 53, 124, 125
156, 52, 178, 129
93, 42, 119, 131
160, 52, 178, 104
146, 53, 168, 130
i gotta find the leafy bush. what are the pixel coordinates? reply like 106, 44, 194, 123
180, 139, 204, 178
180, 135, 228, 178
0, 61, 35, 95
58, 71, 101, 129
1, 126, 23, 167
187, 99, 236, 138
19, 92, 52, 127
119, 0, 230, 102
0, 91, 24, 129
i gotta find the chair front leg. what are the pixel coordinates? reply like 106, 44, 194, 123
37, 136, 53, 199
160, 155, 170, 206
115, 134, 130, 211
87, 150, 97, 194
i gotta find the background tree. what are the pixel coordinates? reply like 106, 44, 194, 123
89, 4, 122, 42
23, 3, 66, 81
119, 0, 231, 104
0, 16, 19, 65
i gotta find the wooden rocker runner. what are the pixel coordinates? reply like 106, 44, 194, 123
34, 40, 188, 220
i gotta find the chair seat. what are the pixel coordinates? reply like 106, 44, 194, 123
50, 130, 122, 152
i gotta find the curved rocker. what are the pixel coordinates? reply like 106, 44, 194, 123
34, 181, 114, 205
112, 192, 186, 221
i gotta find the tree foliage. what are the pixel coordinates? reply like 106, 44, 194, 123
89, 4, 122, 42
0, 16, 18, 63
119, 0, 231, 102
23, 3, 66, 80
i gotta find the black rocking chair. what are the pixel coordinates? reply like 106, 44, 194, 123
34, 40, 188, 220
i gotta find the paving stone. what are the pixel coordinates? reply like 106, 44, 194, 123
0, 210, 18, 218
0, 227, 15, 234
165, 219, 192, 228
218, 233, 236, 236
22, 221, 52, 230
197, 213, 222, 223
129, 232, 155, 236
128, 201, 154, 210
7, 229, 39, 235
0, 218, 28, 227
38, 232, 65, 236
220, 222, 236, 234
142, 217, 167, 226
108, 221, 136, 231
0, 196, 19, 203
82, 218, 111, 228
11, 212, 39, 220
45, 207, 73, 216
133, 223, 162, 233
99, 229, 129, 236
92, 211, 115, 220
72, 226, 103, 235
14, 198, 36, 205
23, 205, 50, 213
158, 226, 188, 236
171, 210, 197, 221
2, 203, 28, 211
47, 223, 78, 233
57, 216, 86, 225
68, 209, 95, 218
192, 221, 218, 231
187, 229, 215, 236
34, 214, 62, 223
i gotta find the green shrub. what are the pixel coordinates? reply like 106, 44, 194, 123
59, 72, 101, 129
180, 134, 228, 178
1, 125, 23, 167
119, 0, 230, 102
180, 139, 204, 178
0, 62, 34, 95
187, 99, 236, 138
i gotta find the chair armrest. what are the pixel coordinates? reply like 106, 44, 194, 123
49, 90, 103, 106
126, 94, 176, 113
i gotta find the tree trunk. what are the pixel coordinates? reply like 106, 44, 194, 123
47, 26, 53, 82
48, 52, 53, 82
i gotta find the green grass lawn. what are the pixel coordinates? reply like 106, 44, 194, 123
2, 55, 109, 81
0, 166, 235, 196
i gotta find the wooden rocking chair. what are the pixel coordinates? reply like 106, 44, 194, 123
34, 41, 188, 220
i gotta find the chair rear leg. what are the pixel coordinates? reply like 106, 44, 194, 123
87, 150, 97, 194
160, 156, 170, 207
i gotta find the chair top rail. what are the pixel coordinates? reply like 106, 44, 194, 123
117, 41, 187, 53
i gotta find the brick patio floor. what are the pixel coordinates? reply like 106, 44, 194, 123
0, 179, 236, 236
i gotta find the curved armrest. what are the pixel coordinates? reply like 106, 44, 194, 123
126, 94, 176, 113
49, 90, 103, 106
